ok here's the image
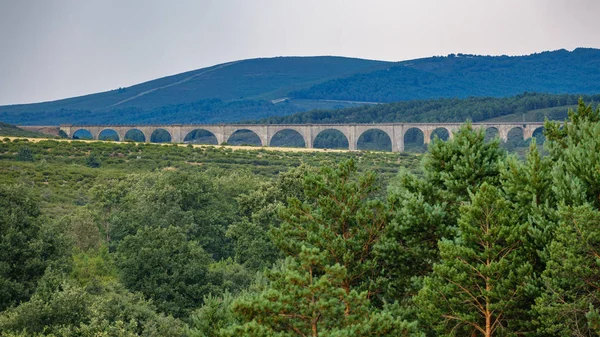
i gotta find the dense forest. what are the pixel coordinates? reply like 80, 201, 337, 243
258, 92, 600, 124
3, 92, 597, 126
291, 48, 600, 102
2, 49, 600, 125
1, 100, 600, 336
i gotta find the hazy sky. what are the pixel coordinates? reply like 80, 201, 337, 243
1, 0, 599, 105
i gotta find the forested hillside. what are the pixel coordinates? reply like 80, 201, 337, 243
2, 101, 600, 335
2, 49, 600, 125
258, 92, 600, 124
292, 48, 600, 102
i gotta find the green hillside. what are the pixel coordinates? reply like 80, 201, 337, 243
292, 48, 600, 102
0, 57, 390, 114
2, 49, 600, 125
0, 122, 55, 138
257, 93, 600, 124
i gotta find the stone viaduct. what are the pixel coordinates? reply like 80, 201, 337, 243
57, 122, 546, 152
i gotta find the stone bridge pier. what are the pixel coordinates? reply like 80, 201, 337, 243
58, 122, 548, 152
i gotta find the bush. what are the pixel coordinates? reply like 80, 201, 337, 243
85, 153, 101, 168
16, 146, 33, 161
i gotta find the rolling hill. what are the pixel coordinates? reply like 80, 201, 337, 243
1, 48, 600, 125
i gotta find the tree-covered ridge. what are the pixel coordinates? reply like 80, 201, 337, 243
292, 48, 600, 102
257, 92, 600, 124
3, 100, 600, 336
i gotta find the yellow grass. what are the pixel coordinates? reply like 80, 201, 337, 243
3, 136, 353, 153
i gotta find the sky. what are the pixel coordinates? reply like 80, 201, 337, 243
0, 0, 599, 105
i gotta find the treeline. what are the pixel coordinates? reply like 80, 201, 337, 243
258, 92, 600, 124
291, 48, 600, 102
2, 101, 600, 335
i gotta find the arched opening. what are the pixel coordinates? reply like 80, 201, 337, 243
357, 129, 392, 152
313, 129, 349, 150
98, 129, 119, 141
72, 129, 93, 140
531, 127, 545, 145
150, 129, 172, 143
270, 129, 305, 148
227, 129, 262, 146
485, 127, 499, 142
403, 128, 425, 153
431, 128, 450, 142
504, 127, 525, 150
124, 129, 146, 142
184, 129, 218, 145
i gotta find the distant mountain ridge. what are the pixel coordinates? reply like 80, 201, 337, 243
1, 48, 600, 125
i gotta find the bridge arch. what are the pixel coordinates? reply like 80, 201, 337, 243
269, 129, 306, 148
531, 126, 545, 144
430, 127, 450, 142
72, 128, 93, 140
313, 129, 349, 149
357, 128, 392, 151
227, 129, 263, 146
150, 128, 172, 143
507, 126, 524, 142
485, 127, 499, 142
124, 129, 146, 142
98, 128, 120, 141
184, 129, 218, 145
403, 127, 425, 152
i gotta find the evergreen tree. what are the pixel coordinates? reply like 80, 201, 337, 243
534, 204, 600, 336
416, 184, 533, 337
271, 159, 391, 298
534, 100, 600, 335
225, 247, 421, 337
378, 124, 506, 303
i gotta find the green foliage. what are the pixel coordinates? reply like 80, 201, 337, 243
534, 204, 600, 336
0, 185, 71, 311
86, 152, 101, 168
16, 146, 33, 161
532, 100, 600, 335
379, 124, 505, 303
416, 184, 533, 336
227, 164, 314, 271
225, 247, 421, 337
102, 171, 248, 259
0, 278, 187, 336
115, 226, 215, 318
0, 122, 51, 138
545, 98, 600, 208
187, 293, 236, 337
272, 159, 391, 297
10, 99, 600, 335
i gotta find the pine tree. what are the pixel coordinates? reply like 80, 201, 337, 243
534, 100, 600, 335
416, 184, 533, 337
225, 160, 420, 336
378, 124, 506, 303
271, 159, 391, 299
224, 247, 421, 337
534, 204, 600, 336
